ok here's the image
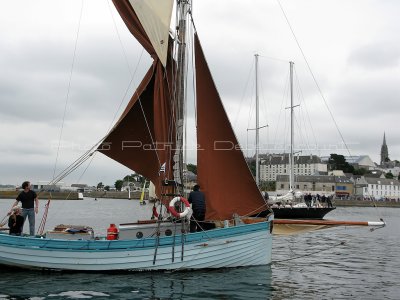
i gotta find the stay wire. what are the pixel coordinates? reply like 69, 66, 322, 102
52, 0, 84, 180
277, 0, 352, 157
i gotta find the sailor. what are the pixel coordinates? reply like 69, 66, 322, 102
11, 181, 39, 236
188, 184, 206, 232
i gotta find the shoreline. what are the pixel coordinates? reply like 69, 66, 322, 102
2, 191, 399, 208
0, 191, 81, 200
333, 199, 400, 208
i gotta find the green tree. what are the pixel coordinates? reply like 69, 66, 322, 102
123, 174, 136, 182
353, 168, 367, 175
247, 159, 256, 177
187, 163, 197, 175
328, 154, 354, 173
385, 172, 394, 179
104, 185, 110, 191
115, 180, 123, 191
260, 181, 276, 191
97, 182, 104, 190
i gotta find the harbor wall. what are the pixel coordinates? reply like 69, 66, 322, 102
0, 191, 81, 200
334, 199, 400, 208
83, 191, 149, 200
2, 191, 398, 207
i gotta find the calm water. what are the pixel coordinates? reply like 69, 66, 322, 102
0, 198, 398, 299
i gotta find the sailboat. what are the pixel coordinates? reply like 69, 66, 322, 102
254, 61, 335, 219
0, 0, 272, 271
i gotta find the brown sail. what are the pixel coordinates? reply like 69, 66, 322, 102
98, 1, 176, 196
195, 34, 267, 220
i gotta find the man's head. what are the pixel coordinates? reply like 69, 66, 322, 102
193, 184, 200, 191
22, 181, 30, 190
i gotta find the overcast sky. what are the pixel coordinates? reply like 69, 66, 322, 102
1, 0, 399, 187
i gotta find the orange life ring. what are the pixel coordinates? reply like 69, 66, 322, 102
168, 196, 192, 218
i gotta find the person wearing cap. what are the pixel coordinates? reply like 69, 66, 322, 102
11, 181, 39, 236
8, 206, 24, 236
188, 184, 206, 232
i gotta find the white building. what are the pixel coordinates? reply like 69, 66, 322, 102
362, 177, 400, 200
260, 154, 327, 181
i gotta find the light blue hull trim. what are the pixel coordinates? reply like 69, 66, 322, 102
0, 221, 272, 271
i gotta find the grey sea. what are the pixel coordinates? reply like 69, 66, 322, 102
0, 198, 398, 300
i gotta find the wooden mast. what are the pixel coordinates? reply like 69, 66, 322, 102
174, 0, 191, 195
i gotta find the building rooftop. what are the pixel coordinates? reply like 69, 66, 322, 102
260, 153, 323, 165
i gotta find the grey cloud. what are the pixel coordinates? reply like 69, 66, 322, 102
348, 42, 400, 70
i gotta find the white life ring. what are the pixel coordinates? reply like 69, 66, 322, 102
168, 196, 192, 218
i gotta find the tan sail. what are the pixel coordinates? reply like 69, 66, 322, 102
129, 0, 173, 67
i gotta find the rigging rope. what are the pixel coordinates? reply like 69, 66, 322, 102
52, 0, 84, 180
277, 0, 352, 158
36, 0, 84, 234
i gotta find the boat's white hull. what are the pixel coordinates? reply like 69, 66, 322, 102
0, 221, 272, 271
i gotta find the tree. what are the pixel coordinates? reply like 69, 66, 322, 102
328, 154, 354, 173
353, 168, 367, 175
246, 159, 256, 177
97, 182, 104, 190
260, 181, 276, 191
115, 180, 123, 191
104, 185, 110, 191
123, 174, 136, 182
385, 172, 394, 179
187, 163, 197, 175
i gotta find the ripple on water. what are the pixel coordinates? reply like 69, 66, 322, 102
0, 202, 399, 299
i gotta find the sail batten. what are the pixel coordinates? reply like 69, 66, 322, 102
194, 34, 266, 220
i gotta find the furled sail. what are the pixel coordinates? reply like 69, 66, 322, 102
194, 34, 266, 220
98, 1, 176, 197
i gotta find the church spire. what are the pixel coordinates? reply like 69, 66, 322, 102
380, 132, 389, 166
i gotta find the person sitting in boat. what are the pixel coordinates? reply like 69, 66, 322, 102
8, 206, 24, 236
188, 184, 206, 233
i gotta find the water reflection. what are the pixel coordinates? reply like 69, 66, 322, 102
0, 266, 273, 299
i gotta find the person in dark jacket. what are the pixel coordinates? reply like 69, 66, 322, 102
188, 184, 206, 233
11, 181, 39, 236
8, 206, 24, 236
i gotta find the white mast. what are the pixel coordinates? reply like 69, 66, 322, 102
255, 54, 260, 186
289, 61, 295, 192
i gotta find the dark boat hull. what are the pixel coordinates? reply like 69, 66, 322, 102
256, 207, 336, 219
